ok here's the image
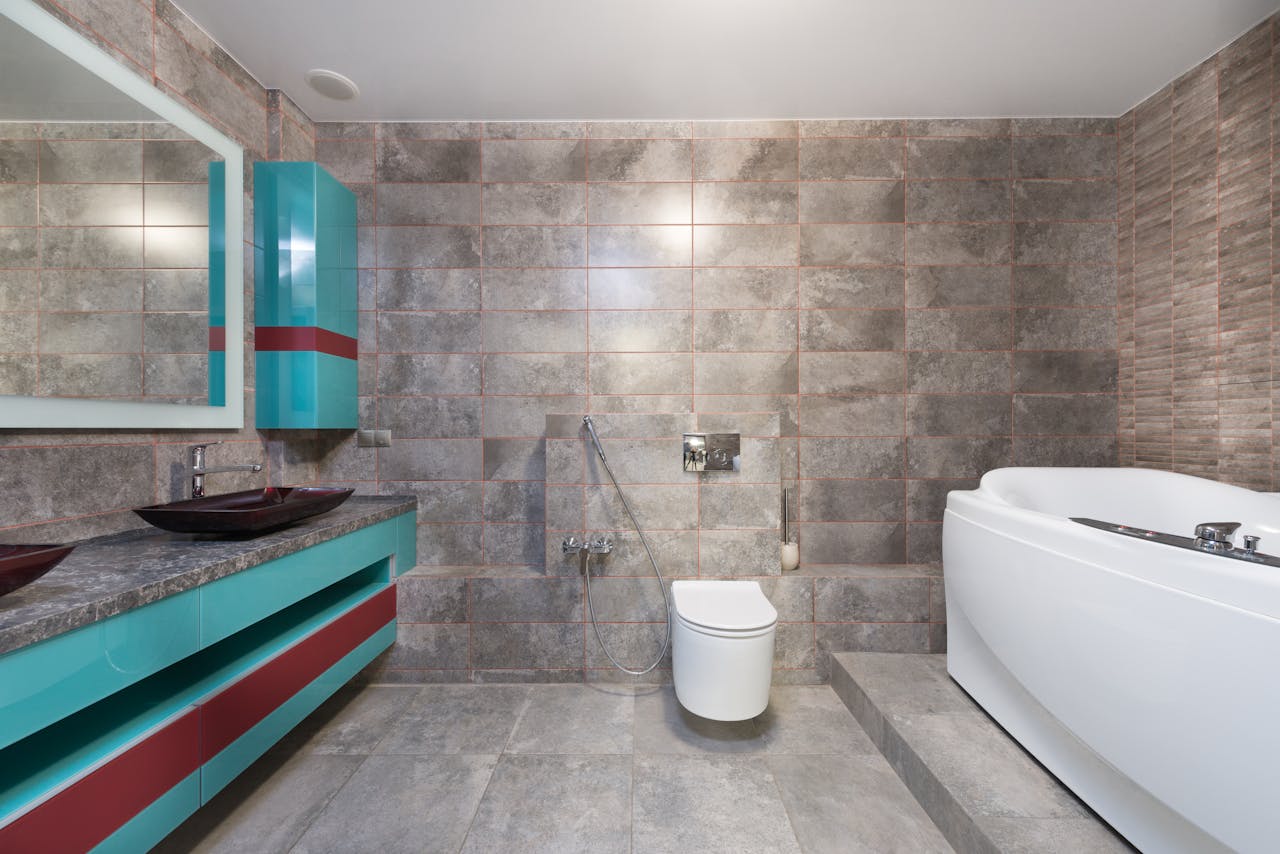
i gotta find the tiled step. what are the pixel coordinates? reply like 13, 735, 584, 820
830, 652, 1134, 854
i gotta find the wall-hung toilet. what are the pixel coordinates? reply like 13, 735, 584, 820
671, 580, 778, 721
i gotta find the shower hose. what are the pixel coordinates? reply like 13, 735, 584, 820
581, 415, 671, 676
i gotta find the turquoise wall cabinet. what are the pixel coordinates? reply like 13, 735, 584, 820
254, 162, 358, 429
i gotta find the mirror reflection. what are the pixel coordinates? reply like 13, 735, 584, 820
0, 14, 224, 403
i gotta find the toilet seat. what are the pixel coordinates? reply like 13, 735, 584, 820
671, 580, 778, 634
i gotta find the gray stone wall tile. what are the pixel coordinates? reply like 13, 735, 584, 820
800, 223, 903, 265
590, 225, 691, 266
695, 267, 795, 308
376, 138, 480, 182
905, 266, 1008, 308
905, 308, 1012, 350
378, 183, 481, 225
587, 139, 692, 181
693, 138, 798, 181
483, 225, 585, 267
906, 138, 1011, 179
697, 224, 798, 265
800, 352, 904, 394
481, 139, 586, 182
800, 139, 903, 179
800, 181, 904, 223
907, 180, 1009, 222
800, 268, 903, 309
589, 310, 691, 352
589, 352, 691, 395
695, 182, 797, 224
483, 183, 586, 225
800, 309, 904, 351
695, 309, 796, 351
800, 394, 904, 436
1014, 135, 1117, 178
482, 310, 585, 353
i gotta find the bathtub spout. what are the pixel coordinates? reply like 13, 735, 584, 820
1194, 521, 1240, 552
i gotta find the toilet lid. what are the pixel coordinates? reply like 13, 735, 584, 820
671, 580, 778, 632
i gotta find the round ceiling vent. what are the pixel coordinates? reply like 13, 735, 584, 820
305, 69, 360, 101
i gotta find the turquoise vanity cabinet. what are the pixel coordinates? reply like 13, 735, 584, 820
254, 162, 358, 429
0, 503, 415, 853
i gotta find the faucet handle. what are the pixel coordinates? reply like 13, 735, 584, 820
1194, 522, 1240, 543
190, 439, 224, 453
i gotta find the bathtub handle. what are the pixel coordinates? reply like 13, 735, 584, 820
1194, 522, 1241, 551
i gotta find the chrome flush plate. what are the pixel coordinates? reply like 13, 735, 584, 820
683, 433, 740, 472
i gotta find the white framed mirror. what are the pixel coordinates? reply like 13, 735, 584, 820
0, 0, 244, 428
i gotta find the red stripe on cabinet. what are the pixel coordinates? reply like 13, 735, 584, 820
208, 326, 226, 351
0, 709, 201, 853
200, 586, 395, 761
254, 326, 358, 360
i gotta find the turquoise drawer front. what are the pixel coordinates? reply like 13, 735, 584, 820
199, 518, 397, 646
0, 589, 200, 752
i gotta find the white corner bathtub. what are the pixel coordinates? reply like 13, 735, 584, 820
944, 467, 1280, 854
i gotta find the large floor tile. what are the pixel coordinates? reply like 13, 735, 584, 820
833, 652, 978, 717
506, 684, 635, 754
769, 754, 952, 853
292, 754, 497, 854
754, 685, 878, 755
460, 754, 632, 854
979, 816, 1134, 853
375, 684, 530, 754
633, 685, 765, 754
274, 686, 422, 755
154, 752, 364, 854
632, 754, 801, 854
893, 712, 1090, 819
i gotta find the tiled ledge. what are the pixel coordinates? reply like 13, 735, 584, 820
405, 562, 942, 579
831, 653, 1131, 854
402, 564, 547, 578
789, 563, 942, 578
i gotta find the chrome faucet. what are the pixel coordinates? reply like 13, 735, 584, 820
190, 441, 262, 498
1194, 522, 1241, 553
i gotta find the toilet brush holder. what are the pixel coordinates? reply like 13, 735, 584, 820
780, 541, 800, 572
780, 487, 799, 571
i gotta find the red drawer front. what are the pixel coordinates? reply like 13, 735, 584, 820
200, 586, 395, 761
0, 709, 201, 854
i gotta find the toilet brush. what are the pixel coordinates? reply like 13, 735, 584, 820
781, 487, 799, 571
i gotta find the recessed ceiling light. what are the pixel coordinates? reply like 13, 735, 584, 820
305, 69, 360, 101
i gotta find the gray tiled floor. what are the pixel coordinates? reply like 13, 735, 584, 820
156, 683, 952, 853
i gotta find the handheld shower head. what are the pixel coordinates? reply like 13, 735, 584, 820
582, 415, 606, 462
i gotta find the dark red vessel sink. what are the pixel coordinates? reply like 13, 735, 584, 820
0, 545, 75, 597
133, 487, 355, 534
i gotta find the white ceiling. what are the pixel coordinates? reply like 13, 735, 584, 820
174, 0, 1280, 122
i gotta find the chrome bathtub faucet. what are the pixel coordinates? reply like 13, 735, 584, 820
1194, 522, 1241, 553
190, 441, 262, 498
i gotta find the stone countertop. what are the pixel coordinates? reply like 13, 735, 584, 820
0, 495, 416, 658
